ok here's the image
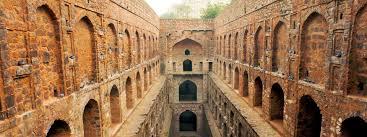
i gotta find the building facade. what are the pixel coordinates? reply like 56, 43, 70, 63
0, 0, 367, 137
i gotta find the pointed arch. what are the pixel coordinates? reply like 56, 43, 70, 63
296, 95, 322, 137
219, 36, 223, 55
136, 31, 141, 64
224, 35, 227, 57
234, 32, 239, 60
136, 72, 142, 98
272, 21, 288, 72
35, 5, 63, 98
179, 110, 197, 131
254, 26, 264, 67
228, 64, 233, 84
223, 62, 227, 80
83, 99, 101, 137
340, 116, 367, 137
228, 34, 232, 59
179, 80, 197, 101
110, 85, 121, 124
107, 23, 118, 74
124, 30, 132, 68
125, 77, 134, 109
46, 120, 71, 137
270, 83, 284, 121
243, 30, 248, 63
75, 16, 96, 88
183, 59, 193, 71
300, 12, 328, 85
254, 77, 263, 106
349, 5, 367, 96
143, 34, 147, 60
148, 65, 152, 86
144, 68, 148, 91
242, 71, 249, 97
234, 67, 240, 90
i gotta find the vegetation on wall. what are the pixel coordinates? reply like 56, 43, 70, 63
160, 0, 229, 19
200, 3, 227, 19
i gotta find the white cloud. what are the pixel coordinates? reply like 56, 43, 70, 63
145, 0, 184, 15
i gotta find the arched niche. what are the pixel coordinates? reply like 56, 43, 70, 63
46, 120, 71, 137
179, 80, 197, 101
179, 110, 197, 131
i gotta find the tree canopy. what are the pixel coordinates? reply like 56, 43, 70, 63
200, 3, 227, 19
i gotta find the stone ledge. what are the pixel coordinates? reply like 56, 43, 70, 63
114, 76, 166, 137
209, 73, 281, 137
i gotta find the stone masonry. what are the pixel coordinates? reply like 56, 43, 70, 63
1, 0, 367, 137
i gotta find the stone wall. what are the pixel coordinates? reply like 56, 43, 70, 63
159, 19, 215, 74
214, 0, 367, 136
0, 0, 161, 136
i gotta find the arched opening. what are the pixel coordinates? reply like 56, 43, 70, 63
46, 120, 71, 137
224, 35, 227, 57
83, 99, 101, 137
228, 65, 233, 84
238, 123, 243, 137
223, 62, 227, 80
75, 16, 96, 88
272, 22, 287, 72
340, 117, 367, 137
185, 49, 190, 55
107, 24, 118, 75
144, 68, 148, 92
219, 36, 222, 55
136, 72, 142, 98
179, 110, 197, 131
126, 77, 134, 109
179, 80, 197, 101
234, 68, 239, 90
124, 30, 132, 68
110, 85, 121, 124
300, 13, 328, 85
143, 34, 147, 60
35, 5, 63, 99
243, 30, 248, 63
234, 32, 239, 60
223, 123, 228, 136
296, 95, 322, 137
148, 66, 152, 85
228, 34, 232, 59
254, 27, 264, 67
254, 77, 263, 106
349, 6, 367, 96
136, 32, 141, 64
270, 84, 284, 121
230, 111, 234, 125
242, 71, 249, 97
148, 36, 152, 58
183, 59, 192, 71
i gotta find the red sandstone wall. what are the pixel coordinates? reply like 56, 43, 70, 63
214, 0, 367, 136
0, 0, 160, 136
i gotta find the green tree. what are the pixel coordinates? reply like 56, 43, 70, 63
200, 3, 227, 19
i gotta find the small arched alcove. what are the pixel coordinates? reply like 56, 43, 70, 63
110, 85, 121, 124
185, 49, 190, 55
173, 38, 202, 56
179, 80, 197, 101
340, 116, 367, 137
183, 59, 193, 71
46, 120, 71, 137
179, 110, 197, 131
